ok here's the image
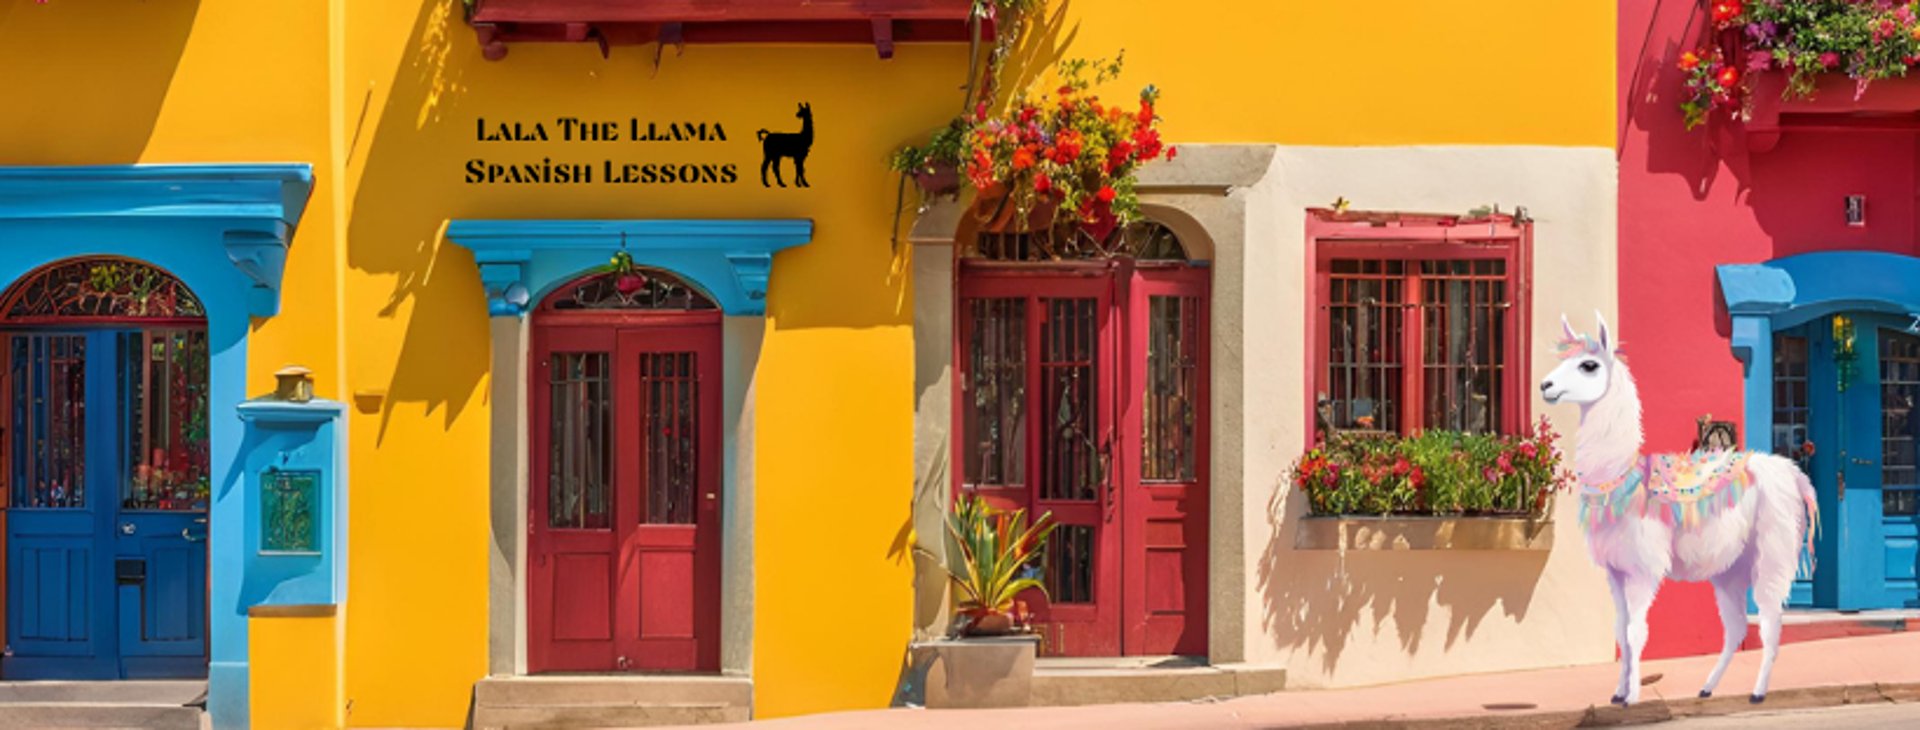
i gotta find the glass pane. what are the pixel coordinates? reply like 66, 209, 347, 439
548, 352, 612, 529
1880, 330, 1920, 512
641, 351, 698, 525
547, 268, 716, 311
1042, 298, 1100, 501
1420, 259, 1507, 433
1143, 295, 1198, 482
1, 258, 203, 320
963, 298, 1026, 487
1045, 524, 1094, 604
121, 329, 211, 511
1326, 263, 1403, 432
1885, 489, 1919, 517
9, 334, 86, 509
1773, 335, 1811, 468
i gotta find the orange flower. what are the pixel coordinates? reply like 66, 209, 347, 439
1011, 147, 1036, 171
1679, 51, 1700, 71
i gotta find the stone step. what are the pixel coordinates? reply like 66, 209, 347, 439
470, 675, 751, 729
1031, 659, 1285, 707
0, 702, 202, 730
0, 680, 205, 705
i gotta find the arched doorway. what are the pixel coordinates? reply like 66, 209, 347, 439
1, 256, 211, 679
955, 221, 1210, 657
527, 266, 723, 673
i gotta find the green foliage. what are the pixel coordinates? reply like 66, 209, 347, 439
1289, 417, 1573, 517
888, 117, 970, 175
944, 494, 1057, 620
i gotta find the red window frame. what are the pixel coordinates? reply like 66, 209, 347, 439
1304, 209, 1534, 442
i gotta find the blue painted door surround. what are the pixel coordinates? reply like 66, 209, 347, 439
0, 164, 311, 729
5, 330, 210, 679
1722, 252, 1920, 610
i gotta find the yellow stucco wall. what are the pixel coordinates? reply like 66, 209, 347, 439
250, 613, 345, 730
3, 0, 1615, 724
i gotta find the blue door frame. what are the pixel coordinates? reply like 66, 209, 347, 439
0, 165, 311, 729
1722, 253, 1920, 611
5, 329, 210, 679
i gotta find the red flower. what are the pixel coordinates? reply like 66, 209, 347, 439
1679, 51, 1700, 71
1058, 84, 1074, 97
1392, 458, 1411, 477
1034, 173, 1052, 193
1716, 66, 1739, 89
1710, 1, 1741, 26
1167, 146, 1179, 161
1096, 185, 1116, 203
1820, 51, 1841, 69
1012, 147, 1036, 171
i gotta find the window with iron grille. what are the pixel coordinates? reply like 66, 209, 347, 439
1309, 209, 1533, 439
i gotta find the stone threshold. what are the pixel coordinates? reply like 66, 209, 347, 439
1293, 515, 1554, 551
1032, 656, 1284, 707
470, 674, 751, 729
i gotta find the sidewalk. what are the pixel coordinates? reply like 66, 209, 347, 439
697, 633, 1920, 729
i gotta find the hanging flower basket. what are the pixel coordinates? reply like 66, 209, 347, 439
913, 161, 963, 199
970, 183, 1061, 234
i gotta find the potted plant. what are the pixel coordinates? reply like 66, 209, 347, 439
890, 116, 969, 199
963, 53, 1173, 243
943, 493, 1055, 635
905, 494, 1055, 709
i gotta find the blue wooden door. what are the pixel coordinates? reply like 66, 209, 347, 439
4, 329, 208, 678
1868, 324, 1920, 608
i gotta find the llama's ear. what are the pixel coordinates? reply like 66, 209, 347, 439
1594, 310, 1613, 353
1561, 314, 1578, 342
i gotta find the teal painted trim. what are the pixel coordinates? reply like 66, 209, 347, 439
1718, 251, 1920, 329
0, 163, 315, 730
0, 164, 313, 318
445, 219, 813, 316
236, 399, 348, 610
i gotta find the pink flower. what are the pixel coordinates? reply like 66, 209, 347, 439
1820, 51, 1841, 69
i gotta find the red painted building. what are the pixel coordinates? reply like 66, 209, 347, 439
1621, 0, 1920, 658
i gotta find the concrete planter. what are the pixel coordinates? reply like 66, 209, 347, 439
1293, 515, 1553, 551
907, 635, 1040, 708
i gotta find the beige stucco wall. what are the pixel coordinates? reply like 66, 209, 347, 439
909, 143, 1618, 688
1229, 145, 1618, 686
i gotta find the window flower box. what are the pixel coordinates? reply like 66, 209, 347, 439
1292, 515, 1553, 551
468, 0, 980, 61
1288, 418, 1571, 520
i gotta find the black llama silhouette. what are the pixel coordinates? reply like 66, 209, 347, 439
758, 103, 813, 188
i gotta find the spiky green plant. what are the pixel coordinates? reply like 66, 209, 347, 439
943, 494, 1056, 627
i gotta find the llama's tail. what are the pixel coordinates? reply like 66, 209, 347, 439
757, 129, 768, 141
1793, 465, 1819, 579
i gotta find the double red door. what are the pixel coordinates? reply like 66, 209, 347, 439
529, 318, 721, 672
957, 262, 1209, 656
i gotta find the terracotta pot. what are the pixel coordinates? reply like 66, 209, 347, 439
971, 184, 1059, 234
912, 162, 961, 198
965, 611, 1015, 637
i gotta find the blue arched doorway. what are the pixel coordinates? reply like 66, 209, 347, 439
1721, 251, 1920, 610
0, 164, 311, 728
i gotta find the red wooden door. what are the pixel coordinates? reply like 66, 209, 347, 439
958, 266, 1122, 656
957, 262, 1209, 657
1122, 266, 1209, 656
530, 318, 720, 673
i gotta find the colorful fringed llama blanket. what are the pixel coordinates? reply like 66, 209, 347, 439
1579, 451, 1755, 532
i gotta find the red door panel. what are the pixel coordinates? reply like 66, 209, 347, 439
529, 326, 619, 672
1125, 267, 1209, 656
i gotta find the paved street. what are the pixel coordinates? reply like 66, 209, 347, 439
1666, 701, 1920, 728
682, 633, 1920, 729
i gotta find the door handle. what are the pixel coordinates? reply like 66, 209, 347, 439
1850, 457, 1873, 466
193, 517, 208, 524
181, 528, 203, 542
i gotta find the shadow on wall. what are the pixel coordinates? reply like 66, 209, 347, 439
1256, 483, 1549, 676
348, 0, 488, 443
0, 0, 201, 164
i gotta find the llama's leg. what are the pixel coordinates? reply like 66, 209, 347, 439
1750, 597, 1785, 702
795, 157, 809, 187
1609, 569, 1631, 704
1621, 573, 1661, 705
760, 157, 772, 187
1699, 570, 1751, 697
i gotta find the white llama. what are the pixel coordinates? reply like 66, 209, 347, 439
1540, 313, 1818, 706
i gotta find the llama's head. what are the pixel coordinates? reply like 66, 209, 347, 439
796, 102, 812, 121
1541, 312, 1618, 406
